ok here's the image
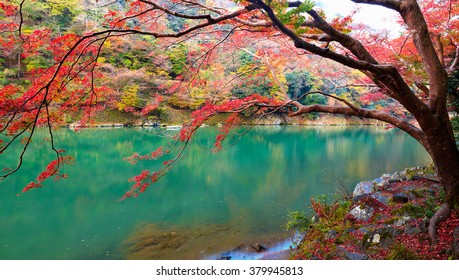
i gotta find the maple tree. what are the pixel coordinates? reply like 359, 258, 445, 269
1, 0, 459, 256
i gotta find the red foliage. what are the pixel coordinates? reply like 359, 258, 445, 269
393, 212, 459, 260
0, 2, 17, 17
22, 154, 74, 193
120, 94, 284, 198
213, 113, 239, 152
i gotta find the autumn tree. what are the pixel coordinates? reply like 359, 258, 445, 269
1, 0, 459, 255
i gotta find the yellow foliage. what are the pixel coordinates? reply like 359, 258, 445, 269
96, 57, 106, 64
117, 84, 140, 111
190, 87, 206, 99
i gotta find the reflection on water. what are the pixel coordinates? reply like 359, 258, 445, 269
120, 222, 291, 260
0, 126, 431, 259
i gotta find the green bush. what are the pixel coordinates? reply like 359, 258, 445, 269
451, 116, 459, 143
387, 243, 418, 260
284, 210, 310, 232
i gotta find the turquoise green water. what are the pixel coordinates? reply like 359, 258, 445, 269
0, 126, 431, 259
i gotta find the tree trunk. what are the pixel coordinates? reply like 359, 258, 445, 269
423, 121, 459, 246
423, 123, 459, 207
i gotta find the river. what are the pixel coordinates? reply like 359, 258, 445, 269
0, 126, 431, 259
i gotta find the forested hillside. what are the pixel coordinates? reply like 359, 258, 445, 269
1, 0, 396, 127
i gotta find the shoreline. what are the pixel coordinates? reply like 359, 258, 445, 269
206, 233, 301, 260
209, 166, 450, 260
63, 121, 387, 129
64, 110, 389, 129
289, 166, 459, 260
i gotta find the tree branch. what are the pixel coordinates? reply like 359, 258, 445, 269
248, 0, 431, 122
448, 46, 459, 73
289, 103, 427, 147
306, 9, 379, 64
397, 0, 448, 115
179, 0, 271, 27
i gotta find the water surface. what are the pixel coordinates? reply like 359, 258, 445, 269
0, 126, 431, 259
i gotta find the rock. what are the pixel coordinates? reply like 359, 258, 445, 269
311, 215, 320, 224
353, 192, 390, 206
392, 193, 409, 203
358, 227, 372, 235
404, 225, 422, 235
349, 205, 374, 222
372, 192, 390, 205
394, 216, 411, 227
390, 172, 405, 182
338, 247, 369, 260
251, 243, 267, 252
346, 228, 356, 233
401, 185, 416, 192
353, 181, 377, 197
143, 121, 160, 127
373, 174, 391, 187
325, 230, 338, 239
362, 227, 401, 250
389, 178, 402, 183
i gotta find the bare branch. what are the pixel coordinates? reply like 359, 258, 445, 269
300, 33, 334, 42
448, 46, 459, 73
18, 0, 25, 41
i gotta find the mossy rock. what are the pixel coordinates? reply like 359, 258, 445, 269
362, 227, 401, 251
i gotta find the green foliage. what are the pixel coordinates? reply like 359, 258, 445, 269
286, 71, 326, 105
106, 49, 152, 70
167, 43, 188, 78
299, 0, 316, 12
0, 68, 17, 86
22, 0, 82, 32
393, 193, 439, 218
238, 49, 256, 66
292, 195, 354, 259
230, 50, 273, 98
448, 70, 459, 113
167, 16, 187, 32
306, 194, 352, 232
387, 243, 419, 260
23, 54, 53, 71
451, 116, 459, 142
273, 0, 315, 31
284, 210, 310, 232
232, 80, 271, 98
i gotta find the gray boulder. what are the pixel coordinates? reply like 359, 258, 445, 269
353, 181, 377, 197
349, 205, 374, 222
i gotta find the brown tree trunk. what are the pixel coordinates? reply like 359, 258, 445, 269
423, 122, 459, 206
423, 122, 459, 244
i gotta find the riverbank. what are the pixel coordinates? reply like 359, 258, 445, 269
210, 166, 458, 260
64, 109, 385, 129
288, 166, 458, 260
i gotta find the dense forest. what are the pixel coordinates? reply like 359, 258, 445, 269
1, 0, 401, 126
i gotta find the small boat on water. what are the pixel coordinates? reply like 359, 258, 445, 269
164, 125, 182, 130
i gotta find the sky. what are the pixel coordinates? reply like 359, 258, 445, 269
314, 0, 402, 34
